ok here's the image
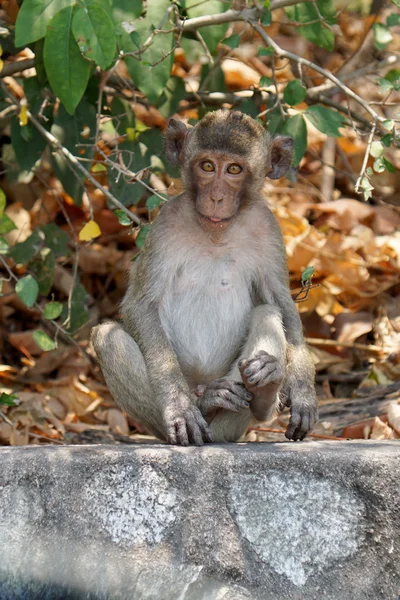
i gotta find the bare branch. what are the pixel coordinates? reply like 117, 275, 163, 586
0, 58, 35, 78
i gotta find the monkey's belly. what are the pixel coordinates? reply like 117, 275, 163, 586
159, 285, 253, 385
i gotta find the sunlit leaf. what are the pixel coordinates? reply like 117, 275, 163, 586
18, 105, 28, 126
114, 210, 131, 226
373, 23, 393, 50
72, 4, 116, 70
32, 330, 57, 351
0, 236, 9, 254
0, 392, 18, 406
370, 141, 384, 158
302, 266, 315, 282
305, 105, 345, 137
15, 0, 75, 46
283, 79, 306, 106
43, 301, 63, 320
15, 275, 39, 308
79, 220, 101, 241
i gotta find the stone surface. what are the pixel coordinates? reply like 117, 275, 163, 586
0, 441, 399, 600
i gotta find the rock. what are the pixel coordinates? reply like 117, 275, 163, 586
0, 441, 399, 600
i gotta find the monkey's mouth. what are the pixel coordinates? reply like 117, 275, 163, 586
197, 212, 234, 224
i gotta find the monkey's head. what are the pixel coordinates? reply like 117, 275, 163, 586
165, 110, 293, 233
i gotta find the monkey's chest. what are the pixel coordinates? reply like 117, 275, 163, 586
159, 260, 253, 384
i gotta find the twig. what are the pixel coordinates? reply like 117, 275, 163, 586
0, 58, 35, 78
354, 118, 377, 194
305, 337, 382, 353
0, 409, 13, 426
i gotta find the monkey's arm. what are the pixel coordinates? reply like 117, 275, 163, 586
120, 235, 212, 446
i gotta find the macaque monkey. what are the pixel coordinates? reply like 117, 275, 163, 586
92, 110, 318, 445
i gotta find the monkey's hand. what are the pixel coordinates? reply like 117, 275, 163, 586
280, 385, 318, 442
196, 379, 252, 418
163, 395, 213, 446
239, 351, 284, 390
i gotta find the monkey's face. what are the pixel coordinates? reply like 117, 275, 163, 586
191, 153, 248, 232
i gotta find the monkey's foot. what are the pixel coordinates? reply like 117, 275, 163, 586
239, 351, 284, 390
197, 379, 252, 417
284, 390, 318, 442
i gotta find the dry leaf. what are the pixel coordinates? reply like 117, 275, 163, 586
387, 403, 400, 436
370, 416, 395, 440
79, 220, 101, 242
107, 408, 129, 435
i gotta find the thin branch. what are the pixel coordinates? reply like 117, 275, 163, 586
354, 119, 377, 194
247, 19, 388, 128
0, 58, 35, 78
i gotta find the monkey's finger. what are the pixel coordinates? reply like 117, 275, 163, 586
221, 391, 250, 410
175, 419, 189, 446
166, 425, 177, 445
192, 411, 213, 444
187, 420, 204, 446
285, 411, 301, 441
206, 395, 240, 412
247, 363, 280, 386
298, 415, 311, 441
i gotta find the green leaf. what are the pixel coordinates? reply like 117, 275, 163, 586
391, 0, 400, 6
15, 0, 75, 46
285, 0, 336, 51
259, 76, 272, 87
370, 141, 384, 158
11, 119, 46, 172
381, 133, 393, 147
157, 76, 187, 118
0, 189, 5, 218
258, 47, 274, 56
15, 275, 39, 308
305, 105, 345, 137
29, 247, 55, 295
72, 4, 116, 70
223, 34, 240, 49
114, 210, 131, 226
383, 157, 395, 173
361, 177, 373, 201
376, 77, 393, 93
146, 195, 164, 210
0, 392, 18, 407
136, 224, 150, 249
302, 266, 315, 282
283, 114, 307, 167
184, 0, 229, 53
283, 79, 306, 106
121, 0, 174, 105
0, 214, 17, 235
387, 13, 400, 26
384, 68, 400, 91
261, 9, 272, 26
32, 330, 57, 351
43, 301, 63, 320
10, 230, 42, 265
373, 157, 385, 173
40, 224, 70, 257
112, 0, 142, 26
383, 120, 394, 131
51, 100, 96, 204
91, 162, 107, 172
0, 236, 9, 254
44, 6, 91, 114
373, 23, 393, 50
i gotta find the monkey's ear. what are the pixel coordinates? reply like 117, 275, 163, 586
164, 119, 189, 166
267, 136, 294, 179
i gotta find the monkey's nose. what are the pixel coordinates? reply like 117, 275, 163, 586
211, 197, 223, 205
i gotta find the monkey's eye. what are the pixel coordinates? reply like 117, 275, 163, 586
227, 164, 242, 174
201, 161, 215, 172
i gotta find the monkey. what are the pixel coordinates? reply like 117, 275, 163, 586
91, 110, 318, 446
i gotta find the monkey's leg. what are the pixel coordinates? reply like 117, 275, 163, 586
231, 305, 286, 422
205, 305, 286, 443
91, 322, 166, 440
